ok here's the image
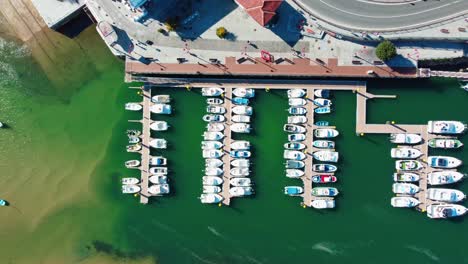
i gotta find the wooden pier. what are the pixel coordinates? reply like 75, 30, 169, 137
139, 86, 152, 204
220, 87, 233, 205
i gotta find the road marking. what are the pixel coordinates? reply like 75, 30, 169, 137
356, 0, 422, 6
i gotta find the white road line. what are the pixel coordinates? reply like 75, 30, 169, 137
356, 0, 422, 6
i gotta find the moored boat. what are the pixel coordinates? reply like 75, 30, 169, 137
126, 129, 141, 137
232, 105, 253, 115
313, 151, 339, 162
202, 149, 223, 159
203, 114, 225, 123
285, 160, 305, 169
284, 186, 303, 196
232, 115, 251, 123
233, 88, 255, 98
286, 169, 304, 178
205, 167, 223, 176
396, 160, 423, 171
289, 98, 307, 106
150, 104, 171, 114
125, 160, 140, 168
203, 186, 221, 194
202, 87, 224, 96
203, 131, 224, 141
231, 123, 251, 133
230, 177, 251, 187
205, 158, 223, 168
202, 176, 223, 186
148, 184, 170, 195
314, 89, 330, 98
312, 175, 337, 183
427, 203, 468, 219
126, 144, 142, 152
149, 175, 168, 184
311, 199, 335, 209
125, 103, 142, 111
312, 187, 339, 197
206, 105, 226, 114
0, 199, 8, 206
284, 142, 306, 150
390, 147, 422, 159
231, 140, 250, 150
230, 150, 251, 158
287, 89, 306, 98
152, 95, 171, 103
392, 183, 420, 195
128, 136, 140, 144
288, 133, 306, 142
207, 98, 223, 105
315, 121, 329, 127
231, 167, 250, 177
428, 156, 462, 168
150, 121, 169, 131
122, 177, 139, 185
149, 167, 168, 175
314, 128, 339, 138
284, 150, 306, 160
284, 124, 306, 133
206, 123, 225, 132
390, 197, 420, 208
428, 138, 463, 149
428, 171, 465, 185
200, 193, 224, 203
427, 188, 466, 202
314, 106, 331, 114
427, 121, 467, 134
393, 172, 420, 182
288, 116, 307, 124
232, 97, 249, 105
149, 138, 167, 149
122, 185, 140, 194
313, 98, 332, 107
288, 107, 307, 115
150, 156, 167, 166
231, 159, 250, 167
312, 164, 337, 173
313, 140, 335, 149
389, 133, 422, 144
201, 141, 223, 150
229, 186, 254, 197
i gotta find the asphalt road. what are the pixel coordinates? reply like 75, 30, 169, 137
298, 0, 468, 30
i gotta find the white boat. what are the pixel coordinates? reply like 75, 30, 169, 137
288, 134, 306, 142
427, 188, 466, 202
429, 138, 463, 149
312, 140, 334, 149
201, 141, 223, 150
232, 115, 251, 123
427, 121, 467, 134
203, 114, 225, 122
203, 186, 221, 194
229, 186, 254, 197
231, 159, 250, 167
128, 136, 140, 144
207, 98, 223, 105
286, 169, 304, 178
287, 89, 306, 98
390, 197, 420, 208
206, 123, 225, 132
313, 151, 339, 162
393, 172, 420, 182
149, 138, 167, 149
149, 175, 168, 184
122, 185, 141, 194
148, 184, 170, 195
284, 124, 306, 133
205, 167, 223, 176
396, 160, 422, 171
205, 158, 223, 168
389, 133, 422, 144
392, 183, 420, 195
312, 164, 337, 172
202, 176, 223, 185
288, 107, 307, 115
311, 199, 335, 209
428, 171, 465, 185
149, 167, 168, 175
150, 157, 167, 166
284, 142, 306, 150
313, 98, 332, 107
206, 106, 226, 114
230, 177, 251, 187
427, 203, 468, 219
462, 83, 468, 92
230, 150, 251, 158
122, 177, 139, 185
125, 160, 140, 168
232, 106, 253, 115
289, 98, 307, 106
314, 129, 339, 138
231, 167, 250, 177
314, 89, 330, 98
231, 140, 250, 150
202, 149, 223, 158
390, 147, 422, 159
283, 150, 306, 160
125, 103, 142, 111
284, 186, 303, 196
150, 121, 169, 131
428, 156, 462, 168
233, 88, 255, 98
0, 122, 3, 128
200, 193, 224, 204
312, 187, 339, 197
202, 87, 224, 96
203, 131, 224, 141
150, 104, 172, 114
126, 144, 142, 152
285, 160, 305, 169
287, 116, 307, 124
151, 95, 171, 103
231, 123, 251, 133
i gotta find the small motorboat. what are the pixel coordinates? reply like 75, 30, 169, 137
207, 98, 223, 105
203, 114, 225, 123
428, 156, 462, 168
150, 104, 172, 114
389, 133, 422, 144
125, 160, 140, 168
0, 199, 8, 206
205, 158, 223, 168
202, 87, 224, 96
230, 150, 251, 158
396, 160, 422, 171
284, 142, 306, 150
149, 175, 168, 184
231, 159, 250, 167
232, 97, 249, 105
232, 106, 253, 115
314, 106, 331, 114
126, 129, 141, 137
128, 136, 140, 144
232, 115, 251, 123
312, 187, 339, 197
148, 184, 170, 195
122, 185, 141, 194
288, 116, 307, 124
0, 122, 3, 128
206, 105, 226, 114
201, 141, 223, 150
284, 186, 303, 196
231, 123, 251, 133
313, 99, 332, 107
284, 124, 306, 133
203, 176, 223, 186
126, 144, 142, 152
427, 203, 468, 219
428, 138, 463, 149
202, 149, 223, 159
150, 121, 169, 131
313, 151, 339, 162
288, 133, 306, 142
200, 193, 224, 203
229, 186, 254, 197
205, 167, 223, 176
311, 199, 335, 209
314, 128, 339, 138
287, 89, 306, 98
283, 150, 306, 160
393, 172, 420, 182
206, 123, 225, 132
231, 167, 250, 177
203, 186, 222, 194
286, 169, 304, 178
233, 88, 255, 98
314, 89, 330, 98
150, 157, 167, 166
428, 171, 465, 185
390, 197, 420, 208
289, 98, 307, 106
149, 138, 167, 149
231, 140, 250, 150
122, 177, 139, 185
151, 95, 171, 103
392, 183, 419, 195
285, 160, 305, 169
313, 140, 335, 149
390, 147, 422, 159
203, 131, 224, 141
312, 164, 337, 173
427, 188, 466, 202
149, 167, 168, 175
288, 107, 307, 115
315, 121, 329, 127
312, 175, 337, 183
230, 177, 251, 187
427, 121, 467, 134
125, 103, 142, 111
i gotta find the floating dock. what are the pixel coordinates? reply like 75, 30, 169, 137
220, 87, 233, 205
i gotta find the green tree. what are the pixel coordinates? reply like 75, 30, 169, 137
216, 27, 228, 39
375, 40, 397, 61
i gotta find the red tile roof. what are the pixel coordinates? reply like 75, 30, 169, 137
235, 0, 283, 26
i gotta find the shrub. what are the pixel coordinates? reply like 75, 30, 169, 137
375, 40, 397, 61
216, 27, 227, 39
164, 18, 178, 32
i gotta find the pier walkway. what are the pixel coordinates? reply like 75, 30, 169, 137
139, 86, 152, 204
220, 87, 233, 205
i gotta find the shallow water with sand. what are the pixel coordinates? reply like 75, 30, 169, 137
0, 28, 467, 264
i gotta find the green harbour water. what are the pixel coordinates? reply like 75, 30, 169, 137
0, 28, 467, 264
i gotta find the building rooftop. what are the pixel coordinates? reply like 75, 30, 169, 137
30, 0, 85, 28
235, 0, 283, 26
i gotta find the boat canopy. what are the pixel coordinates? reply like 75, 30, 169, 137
129, 0, 148, 9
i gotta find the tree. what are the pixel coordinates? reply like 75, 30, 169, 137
216, 27, 228, 39
375, 40, 397, 61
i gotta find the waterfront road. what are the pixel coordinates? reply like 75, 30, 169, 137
297, 0, 468, 31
